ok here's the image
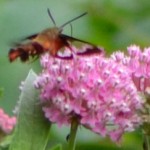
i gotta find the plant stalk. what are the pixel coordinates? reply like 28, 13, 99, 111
143, 134, 150, 150
67, 118, 79, 150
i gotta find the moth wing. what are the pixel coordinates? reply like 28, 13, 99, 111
59, 34, 103, 55
21, 33, 38, 41
59, 34, 95, 46
10, 33, 38, 47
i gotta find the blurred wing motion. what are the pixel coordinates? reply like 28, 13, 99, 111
8, 9, 103, 62
21, 33, 38, 40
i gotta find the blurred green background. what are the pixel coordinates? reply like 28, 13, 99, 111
1, 0, 150, 149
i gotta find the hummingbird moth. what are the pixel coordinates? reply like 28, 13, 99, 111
9, 9, 102, 62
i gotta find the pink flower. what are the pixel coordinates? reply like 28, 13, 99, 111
112, 45, 150, 92
35, 46, 142, 142
0, 108, 16, 134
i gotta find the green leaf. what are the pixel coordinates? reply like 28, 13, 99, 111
9, 70, 51, 150
0, 134, 13, 150
0, 122, 14, 150
49, 144, 62, 150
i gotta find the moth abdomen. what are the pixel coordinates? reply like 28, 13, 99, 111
9, 42, 44, 62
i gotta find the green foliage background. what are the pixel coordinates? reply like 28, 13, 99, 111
1, 0, 150, 149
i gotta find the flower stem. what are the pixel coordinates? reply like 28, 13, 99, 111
67, 118, 79, 150
143, 134, 150, 150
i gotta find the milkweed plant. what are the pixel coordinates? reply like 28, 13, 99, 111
1, 45, 150, 150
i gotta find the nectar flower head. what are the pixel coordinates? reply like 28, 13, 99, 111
112, 45, 150, 92
35, 46, 142, 142
0, 108, 16, 134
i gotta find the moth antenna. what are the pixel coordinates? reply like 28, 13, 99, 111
60, 12, 87, 29
70, 23, 73, 46
47, 8, 56, 26
70, 23, 73, 37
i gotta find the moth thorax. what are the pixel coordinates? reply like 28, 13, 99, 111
44, 27, 62, 39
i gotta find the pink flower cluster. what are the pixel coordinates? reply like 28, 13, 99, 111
35, 46, 143, 142
0, 108, 16, 134
112, 45, 150, 92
